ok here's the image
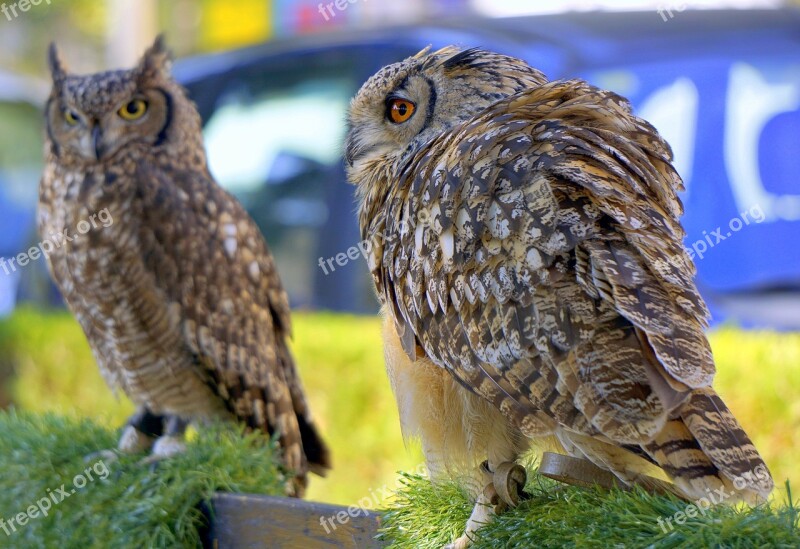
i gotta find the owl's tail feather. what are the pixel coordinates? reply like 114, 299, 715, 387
644, 388, 773, 505
297, 413, 332, 477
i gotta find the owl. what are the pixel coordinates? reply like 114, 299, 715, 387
346, 47, 773, 545
38, 37, 330, 496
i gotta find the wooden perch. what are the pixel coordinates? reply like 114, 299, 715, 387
201, 493, 385, 549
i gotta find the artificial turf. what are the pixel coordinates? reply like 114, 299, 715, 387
0, 411, 285, 548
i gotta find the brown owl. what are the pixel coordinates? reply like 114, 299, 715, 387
38, 37, 330, 495
346, 46, 773, 545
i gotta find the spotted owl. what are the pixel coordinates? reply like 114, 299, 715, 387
346, 46, 773, 544
38, 37, 330, 495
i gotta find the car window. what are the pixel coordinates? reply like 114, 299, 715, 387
204, 79, 351, 194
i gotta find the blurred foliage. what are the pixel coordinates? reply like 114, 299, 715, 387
0, 307, 423, 506
0, 102, 44, 168
0, 411, 285, 548
0, 0, 107, 74
0, 308, 798, 508
381, 471, 799, 548
0, 307, 136, 424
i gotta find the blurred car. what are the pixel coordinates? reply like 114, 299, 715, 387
173, 7, 800, 326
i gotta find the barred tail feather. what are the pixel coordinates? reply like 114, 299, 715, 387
645, 388, 773, 505
680, 388, 773, 501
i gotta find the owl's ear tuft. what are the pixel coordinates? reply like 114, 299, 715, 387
47, 42, 67, 83
440, 47, 486, 71
137, 34, 172, 80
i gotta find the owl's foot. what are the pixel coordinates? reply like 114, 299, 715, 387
139, 416, 189, 466
118, 425, 157, 453
444, 485, 499, 549
83, 426, 153, 465
139, 436, 187, 466
119, 407, 166, 454
85, 408, 165, 463
86, 425, 157, 464
444, 461, 529, 549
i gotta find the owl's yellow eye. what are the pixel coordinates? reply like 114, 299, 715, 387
387, 98, 416, 124
118, 99, 148, 121
64, 110, 80, 126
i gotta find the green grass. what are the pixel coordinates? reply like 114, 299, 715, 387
0, 307, 799, 536
381, 472, 800, 548
0, 410, 285, 549
0, 306, 423, 506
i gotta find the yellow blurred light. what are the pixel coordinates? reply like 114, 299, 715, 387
201, 0, 272, 50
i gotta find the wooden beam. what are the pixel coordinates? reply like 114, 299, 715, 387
201, 493, 385, 549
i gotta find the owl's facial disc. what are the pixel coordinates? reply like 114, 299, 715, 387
345, 47, 501, 177
345, 67, 436, 173
46, 74, 172, 163
346, 46, 550, 188
45, 37, 179, 165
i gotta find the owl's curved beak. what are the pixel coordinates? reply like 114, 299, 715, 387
79, 123, 105, 162
344, 128, 373, 169
91, 125, 103, 160
344, 131, 357, 168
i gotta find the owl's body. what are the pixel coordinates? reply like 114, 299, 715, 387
347, 47, 772, 544
39, 38, 329, 494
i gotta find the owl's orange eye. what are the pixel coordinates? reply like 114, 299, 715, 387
387, 98, 416, 124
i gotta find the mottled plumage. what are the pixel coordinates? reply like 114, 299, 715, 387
38, 37, 330, 494
347, 47, 772, 544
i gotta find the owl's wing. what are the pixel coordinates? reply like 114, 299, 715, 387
378, 79, 715, 444
132, 163, 329, 480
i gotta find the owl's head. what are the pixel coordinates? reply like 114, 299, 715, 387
345, 46, 547, 184
45, 36, 202, 166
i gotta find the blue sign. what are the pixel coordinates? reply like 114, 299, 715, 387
583, 56, 800, 297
